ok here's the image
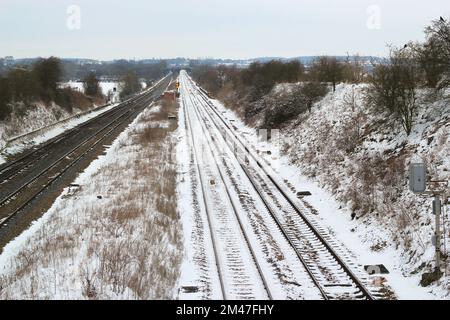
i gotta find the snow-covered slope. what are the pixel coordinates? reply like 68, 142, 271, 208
213, 82, 449, 298
284, 84, 450, 296
0, 102, 70, 150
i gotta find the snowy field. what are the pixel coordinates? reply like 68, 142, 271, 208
60, 81, 147, 96
60, 81, 120, 96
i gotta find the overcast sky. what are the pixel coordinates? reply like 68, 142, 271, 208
1, 0, 450, 60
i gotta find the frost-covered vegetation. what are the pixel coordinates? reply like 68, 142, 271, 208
0, 99, 183, 299
193, 17, 450, 135
284, 84, 449, 288
192, 55, 364, 127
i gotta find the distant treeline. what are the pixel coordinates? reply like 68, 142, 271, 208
192, 55, 366, 98
192, 16, 450, 134
61, 60, 167, 81
0, 59, 168, 82
0, 57, 168, 120
0, 57, 72, 120
191, 55, 366, 127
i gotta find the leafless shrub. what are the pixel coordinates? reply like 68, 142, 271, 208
365, 46, 420, 135
81, 267, 98, 299
309, 56, 345, 92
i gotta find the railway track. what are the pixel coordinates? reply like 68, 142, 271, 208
0, 105, 129, 183
181, 76, 273, 300
0, 75, 169, 184
0, 75, 172, 230
182, 71, 380, 300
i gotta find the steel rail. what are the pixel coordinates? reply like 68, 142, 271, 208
185, 73, 375, 300
183, 77, 273, 300
181, 90, 227, 300
0, 74, 171, 182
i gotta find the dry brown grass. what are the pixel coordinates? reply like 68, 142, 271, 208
136, 99, 178, 145
67, 90, 94, 111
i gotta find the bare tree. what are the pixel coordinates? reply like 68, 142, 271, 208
33, 57, 62, 100
419, 17, 450, 90
0, 77, 11, 120
299, 81, 329, 112
309, 56, 345, 92
343, 54, 366, 83
365, 47, 420, 135
83, 72, 101, 97
120, 72, 141, 99
6, 68, 39, 102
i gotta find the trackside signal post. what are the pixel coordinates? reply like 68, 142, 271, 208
409, 163, 449, 272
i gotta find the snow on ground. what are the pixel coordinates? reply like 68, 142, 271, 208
60, 81, 121, 103
60, 81, 84, 92
203, 82, 449, 299
180, 72, 327, 299
99, 82, 120, 96
60, 81, 117, 96
1, 78, 167, 163
0, 73, 446, 299
176, 90, 222, 300
0, 101, 183, 299
61, 81, 147, 96
0, 102, 118, 164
